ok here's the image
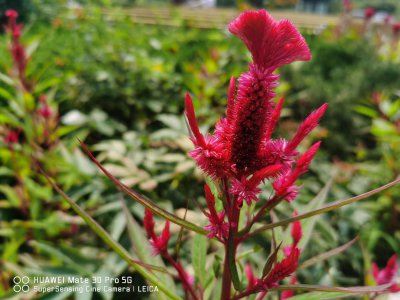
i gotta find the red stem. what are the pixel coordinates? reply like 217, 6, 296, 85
221, 244, 232, 299
221, 193, 240, 299
163, 252, 198, 300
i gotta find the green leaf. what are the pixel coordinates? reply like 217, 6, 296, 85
121, 201, 175, 295
286, 291, 362, 300
298, 237, 358, 270
29, 241, 89, 275
41, 170, 182, 300
191, 234, 207, 286
262, 242, 282, 278
248, 178, 400, 237
271, 283, 391, 294
298, 180, 332, 250
0, 72, 14, 85
79, 140, 209, 237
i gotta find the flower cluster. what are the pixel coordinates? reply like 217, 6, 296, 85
372, 255, 400, 293
5, 9, 28, 90
184, 10, 327, 298
186, 9, 326, 235
1, 11, 57, 149
243, 218, 303, 298
143, 209, 196, 297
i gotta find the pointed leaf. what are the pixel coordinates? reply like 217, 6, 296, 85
121, 201, 175, 296
41, 170, 182, 300
192, 234, 208, 287
79, 140, 208, 236
271, 283, 391, 293
262, 242, 282, 278
298, 237, 358, 270
249, 178, 400, 237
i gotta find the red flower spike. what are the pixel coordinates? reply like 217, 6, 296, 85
148, 220, 170, 256
4, 129, 19, 146
228, 10, 311, 71
144, 209, 156, 240
292, 141, 321, 177
226, 76, 236, 121
393, 23, 400, 35
5, 9, 18, 19
245, 263, 258, 290
273, 142, 320, 202
364, 7, 375, 20
263, 97, 284, 142
263, 247, 300, 288
248, 164, 284, 187
372, 255, 398, 285
204, 184, 217, 217
159, 221, 170, 250
231, 164, 284, 206
38, 105, 53, 119
291, 214, 302, 247
203, 185, 229, 239
287, 103, 327, 153
284, 212, 303, 256
185, 93, 206, 147
281, 276, 297, 299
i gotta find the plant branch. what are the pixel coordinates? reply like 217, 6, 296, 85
245, 178, 400, 239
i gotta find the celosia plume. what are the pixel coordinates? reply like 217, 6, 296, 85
284, 212, 302, 256
372, 255, 400, 292
364, 7, 375, 20
203, 184, 229, 239
4, 129, 19, 146
186, 10, 326, 196
4, 9, 28, 89
143, 209, 170, 255
245, 263, 257, 291
263, 247, 300, 288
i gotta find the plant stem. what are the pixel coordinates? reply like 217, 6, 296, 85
163, 252, 199, 300
221, 195, 241, 299
237, 196, 282, 238
221, 244, 233, 300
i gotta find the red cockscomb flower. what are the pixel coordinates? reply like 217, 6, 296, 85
273, 142, 321, 202
393, 22, 400, 35
4, 129, 19, 146
203, 184, 229, 239
143, 209, 170, 255
372, 255, 400, 292
185, 10, 326, 200
263, 247, 300, 289
364, 7, 375, 20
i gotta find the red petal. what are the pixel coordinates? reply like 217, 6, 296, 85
229, 10, 311, 70
185, 93, 206, 147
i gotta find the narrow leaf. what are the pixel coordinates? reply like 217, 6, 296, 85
298, 237, 358, 270
191, 234, 208, 287
262, 242, 282, 278
271, 283, 391, 293
79, 140, 208, 236
40, 170, 182, 300
249, 178, 400, 237
121, 201, 176, 296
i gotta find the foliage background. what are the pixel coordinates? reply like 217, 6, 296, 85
0, 0, 399, 299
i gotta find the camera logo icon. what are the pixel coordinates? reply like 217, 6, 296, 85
13, 276, 30, 293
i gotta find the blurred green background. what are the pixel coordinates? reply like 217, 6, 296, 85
0, 0, 399, 299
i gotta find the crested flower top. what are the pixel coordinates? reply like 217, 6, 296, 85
186, 10, 327, 209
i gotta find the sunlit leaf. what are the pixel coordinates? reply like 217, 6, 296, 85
41, 170, 182, 300
248, 178, 400, 237
79, 140, 209, 237
298, 237, 358, 270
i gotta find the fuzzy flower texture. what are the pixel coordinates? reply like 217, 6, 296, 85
185, 10, 327, 238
